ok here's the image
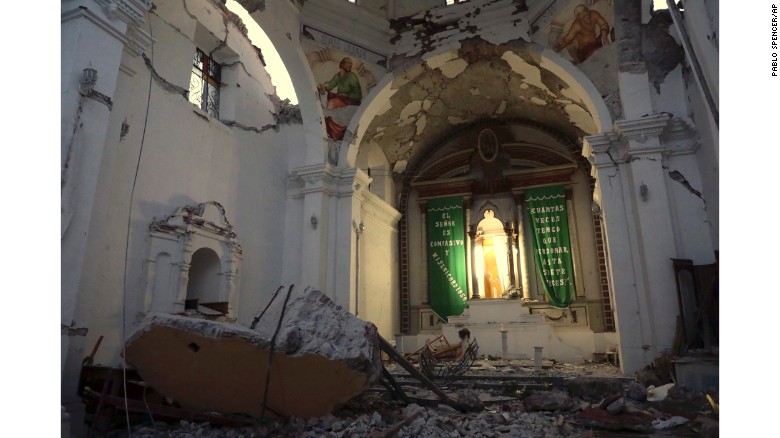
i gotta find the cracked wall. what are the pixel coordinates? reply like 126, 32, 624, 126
71, 0, 302, 371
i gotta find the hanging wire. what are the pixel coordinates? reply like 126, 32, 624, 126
121, 12, 155, 438
260, 284, 297, 419
251, 285, 285, 329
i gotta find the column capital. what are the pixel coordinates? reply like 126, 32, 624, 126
95, 0, 152, 24
288, 163, 369, 198
63, 1, 154, 56
615, 114, 671, 157
584, 114, 686, 165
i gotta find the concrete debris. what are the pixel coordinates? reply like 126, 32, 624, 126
456, 388, 485, 412
576, 407, 654, 433
565, 377, 624, 402
626, 380, 648, 401
605, 396, 625, 414
647, 383, 675, 402
522, 390, 575, 412
652, 415, 689, 430
107, 354, 717, 437
125, 287, 382, 419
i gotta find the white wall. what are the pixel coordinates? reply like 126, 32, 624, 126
67, 0, 299, 380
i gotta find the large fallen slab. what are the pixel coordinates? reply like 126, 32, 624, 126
125, 287, 382, 419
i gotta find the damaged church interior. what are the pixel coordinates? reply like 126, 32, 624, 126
60, 0, 721, 435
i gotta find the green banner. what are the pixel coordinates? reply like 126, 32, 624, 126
525, 186, 575, 308
426, 197, 469, 321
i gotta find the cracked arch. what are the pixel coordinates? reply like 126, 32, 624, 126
341, 40, 613, 170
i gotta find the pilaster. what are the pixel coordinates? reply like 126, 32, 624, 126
61, 0, 153, 432
288, 163, 372, 310
582, 113, 685, 373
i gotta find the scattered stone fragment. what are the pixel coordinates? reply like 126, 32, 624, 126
522, 390, 575, 411
576, 407, 654, 433
457, 388, 485, 412
566, 377, 624, 402
652, 415, 689, 430
647, 383, 675, 402
606, 396, 625, 414
626, 381, 648, 401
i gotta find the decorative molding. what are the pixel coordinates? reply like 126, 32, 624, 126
584, 114, 679, 165
661, 117, 701, 155
361, 191, 402, 233
63, 1, 153, 57
145, 201, 243, 317
614, 114, 671, 145
123, 21, 154, 56
150, 201, 241, 254
62, 5, 129, 45
96, 0, 152, 24
288, 163, 370, 198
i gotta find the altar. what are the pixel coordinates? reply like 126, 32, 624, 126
441, 298, 611, 363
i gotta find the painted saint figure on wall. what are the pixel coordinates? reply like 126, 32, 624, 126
318, 57, 363, 141
553, 4, 612, 64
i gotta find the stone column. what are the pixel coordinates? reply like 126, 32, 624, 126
464, 197, 474, 300
468, 226, 480, 299
514, 196, 531, 300
504, 222, 516, 288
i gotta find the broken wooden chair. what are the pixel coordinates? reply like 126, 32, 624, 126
403, 334, 450, 363
419, 337, 479, 385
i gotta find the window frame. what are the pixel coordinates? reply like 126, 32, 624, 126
189, 48, 222, 118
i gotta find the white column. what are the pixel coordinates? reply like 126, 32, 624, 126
469, 227, 481, 299
584, 133, 652, 374
514, 197, 531, 300
616, 116, 682, 359
289, 164, 369, 310
583, 114, 680, 374
464, 198, 474, 299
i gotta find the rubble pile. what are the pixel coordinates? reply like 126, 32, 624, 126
121, 365, 718, 437
129, 403, 581, 437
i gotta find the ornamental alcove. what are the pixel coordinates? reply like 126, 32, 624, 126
142, 201, 242, 318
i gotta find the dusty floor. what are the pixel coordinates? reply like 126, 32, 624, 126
92, 358, 718, 437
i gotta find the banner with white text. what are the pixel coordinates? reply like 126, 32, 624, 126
525, 186, 575, 308
426, 196, 469, 321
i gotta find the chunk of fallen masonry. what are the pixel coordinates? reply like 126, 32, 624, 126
125, 287, 382, 419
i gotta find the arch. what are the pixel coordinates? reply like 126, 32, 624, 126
238, 1, 329, 164
342, 39, 614, 169
186, 247, 223, 305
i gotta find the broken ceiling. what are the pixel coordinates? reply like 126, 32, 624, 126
359, 39, 598, 170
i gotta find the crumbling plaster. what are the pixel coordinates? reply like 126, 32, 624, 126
64, 0, 297, 400
346, 38, 610, 172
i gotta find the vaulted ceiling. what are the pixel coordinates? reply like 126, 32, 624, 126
358, 39, 599, 170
